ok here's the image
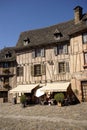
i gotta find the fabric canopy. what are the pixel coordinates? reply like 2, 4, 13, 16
9, 84, 39, 94
40, 82, 70, 92
35, 88, 45, 97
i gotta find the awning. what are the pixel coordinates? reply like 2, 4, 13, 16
40, 82, 70, 92
35, 88, 45, 97
9, 84, 39, 94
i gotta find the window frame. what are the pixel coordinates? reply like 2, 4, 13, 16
31, 63, 46, 77
58, 61, 69, 73
3, 62, 9, 68
17, 66, 23, 77
32, 48, 45, 58
35, 48, 41, 57
34, 64, 41, 76
54, 44, 68, 56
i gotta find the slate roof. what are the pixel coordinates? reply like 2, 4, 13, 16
16, 12, 87, 51
16, 20, 75, 49
69, 14, 87, 35
0, 47, 16, 62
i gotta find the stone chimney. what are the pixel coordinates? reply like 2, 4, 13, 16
74, 6, 83, 24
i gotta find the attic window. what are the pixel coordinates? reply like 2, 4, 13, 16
23, 37, 30, 46
5, 51, 12, 58
54, 29, 62, 40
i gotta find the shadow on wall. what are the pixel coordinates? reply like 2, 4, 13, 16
67, 85, 80, 105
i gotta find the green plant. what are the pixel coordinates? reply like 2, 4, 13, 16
54, 93, 64, 103
20, 94, 26, 104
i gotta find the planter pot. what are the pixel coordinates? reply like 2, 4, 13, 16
58, 102, 62, 107
21, 103, 26, 108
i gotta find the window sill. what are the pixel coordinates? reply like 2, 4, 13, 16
34, 74, 42, 77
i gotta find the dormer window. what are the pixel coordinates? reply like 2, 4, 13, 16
54, 29, 62, 40
23, 37, 30, 46
5, 51, 12, 58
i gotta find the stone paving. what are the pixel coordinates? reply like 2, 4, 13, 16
0, 102, 87, 130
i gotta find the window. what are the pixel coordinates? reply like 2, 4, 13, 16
31, 64, 46, 76
83, 33, 87, 43
36, 49, 41, 57
58, 62, 69, 73
5, 51, 12, 58
34, 64, 41, 76
54, 44, 68, 55
3, 62, 9, 68
32, 48, 45, 58
17, 67, 23, 76
23, 37, 30, 46
59, 62, 65, 73
54, 29, 62, 40
84, 53, 87, 64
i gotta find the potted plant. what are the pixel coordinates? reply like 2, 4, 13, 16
20, 94, 26, 108
54, 93, 64, 106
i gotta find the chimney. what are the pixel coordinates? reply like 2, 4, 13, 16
74, 6, 83, 24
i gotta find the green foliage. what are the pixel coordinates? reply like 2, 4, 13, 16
54, 93, 64, 103
20, 94, 26, 104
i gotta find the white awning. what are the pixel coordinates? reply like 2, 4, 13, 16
9, 84, 39, 94
35, 88, 45, 97
40, 82, 70, 92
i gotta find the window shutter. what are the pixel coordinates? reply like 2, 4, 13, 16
32, 50, 35, 58
58, 45, 62, 54
58, 62, 59, 73
63, 44, 67, 54
41, 48, 45, 57
41, 64, 46, 75
54, 46, 58, 56
31, 65, 34, 76
85, 53, 87, 64
66, 62, 69, 72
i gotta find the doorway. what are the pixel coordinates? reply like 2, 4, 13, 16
81, 81, 87, 102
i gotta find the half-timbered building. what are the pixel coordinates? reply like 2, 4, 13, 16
0, 47, 17, 102
0, 6, 87, 104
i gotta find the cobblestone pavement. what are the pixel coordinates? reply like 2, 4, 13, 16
0, 102, 87, 130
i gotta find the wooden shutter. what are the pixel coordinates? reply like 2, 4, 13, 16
85, 53, 87, 64
63, 44, 67, 54
58, 45, 62, 54
31, 65, 34, 76
41, 48, 45, 57
66, 62, 69, 72
32, 50, 35, 58
54, 46, 58, 56
41, 63, 46, 75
